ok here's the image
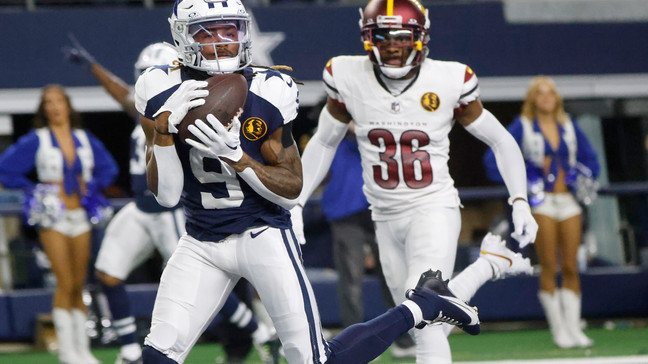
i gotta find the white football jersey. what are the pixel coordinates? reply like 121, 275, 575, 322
324, 56, 480, 219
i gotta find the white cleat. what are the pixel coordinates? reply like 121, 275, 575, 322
480, 233, 533, 280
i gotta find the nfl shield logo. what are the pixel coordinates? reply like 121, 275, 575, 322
391, 101, 401, 113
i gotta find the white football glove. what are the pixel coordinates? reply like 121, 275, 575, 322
153, 80, 208, 133
510, 199, 538, 248
186, 114, 243, 162
290, 204, 306, 245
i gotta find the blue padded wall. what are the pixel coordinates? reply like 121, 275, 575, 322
0, 267, 646, 340
0, 295, 12, 340
2, 3, 647, 88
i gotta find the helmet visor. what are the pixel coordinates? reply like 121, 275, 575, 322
370, 28, 415, 48
188, 20, 248, 45
368, 28, 418, 68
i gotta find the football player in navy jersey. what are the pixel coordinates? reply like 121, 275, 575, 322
132, 1, 484, 363
63, 38, 280, 364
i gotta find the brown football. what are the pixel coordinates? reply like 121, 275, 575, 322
177, 73, 248, 144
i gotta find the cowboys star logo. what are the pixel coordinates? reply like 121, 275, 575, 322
420, 92, 440, 112
249, 12, 285, 67
242, 117, 268, 141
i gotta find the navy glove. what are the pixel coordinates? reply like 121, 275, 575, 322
62, 33, 96, 68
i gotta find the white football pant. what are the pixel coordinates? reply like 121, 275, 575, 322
95, 202, 185, 280
374, 205, 460, 364
144, 227, 328, 364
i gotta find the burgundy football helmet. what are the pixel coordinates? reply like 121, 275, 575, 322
359, 0, 430, 78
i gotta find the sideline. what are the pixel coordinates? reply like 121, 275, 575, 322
457, 356, 648, 364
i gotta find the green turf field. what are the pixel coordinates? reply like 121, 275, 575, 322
1, 327, 647, 363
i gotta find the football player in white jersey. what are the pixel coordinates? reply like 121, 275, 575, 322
133, 0, 486, 363
292, 0, 539, 363
63, 39, 280, 364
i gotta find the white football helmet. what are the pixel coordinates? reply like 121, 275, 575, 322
133, 42, 178, 81
169, 0, 252, 74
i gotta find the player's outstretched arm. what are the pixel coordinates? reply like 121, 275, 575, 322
62, 34, 136, 118
458, 101, 538, 247
297, 98, 351, 205
289, 98, 351, 243
90, 63, 136, 118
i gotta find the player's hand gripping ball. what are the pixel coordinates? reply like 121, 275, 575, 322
177, 73, 248, 143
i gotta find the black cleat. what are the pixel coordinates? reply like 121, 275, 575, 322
406, 269, 480, 335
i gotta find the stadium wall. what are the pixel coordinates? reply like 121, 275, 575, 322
0, 267, 646, 341
1, 2, 648, 114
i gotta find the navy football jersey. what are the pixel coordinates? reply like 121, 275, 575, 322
135, 65, 299, 241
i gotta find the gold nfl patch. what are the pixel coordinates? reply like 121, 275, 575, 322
420, 92, 440, 112
242, 117, 268, 141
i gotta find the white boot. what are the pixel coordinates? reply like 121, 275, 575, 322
52, 308, 83, 364
537, 291, 576, 349
559, 288, 594, 348
71, 309, 102, 364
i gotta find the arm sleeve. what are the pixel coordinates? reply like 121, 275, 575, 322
87, 133, 119, 193
466, 109, 527, 204
152, 145, 184, 207
296, 106, 350, 206
482, 119, 524, 182
573, 121, 600, 178
0, 132, 39, 189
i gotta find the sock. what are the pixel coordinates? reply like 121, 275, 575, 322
447, 258, 492, 303
121, 343, 143, 361
221, 293, 259, 335
401, 300, 423, 325
103, 283, 138, 347
326, 306, 413, 364
142, 345, 176, 364
403, 289, 441, 327
441, 258, 491, 336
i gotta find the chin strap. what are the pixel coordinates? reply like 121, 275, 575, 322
379, 65, 414, 79
202, 54, 241, 74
